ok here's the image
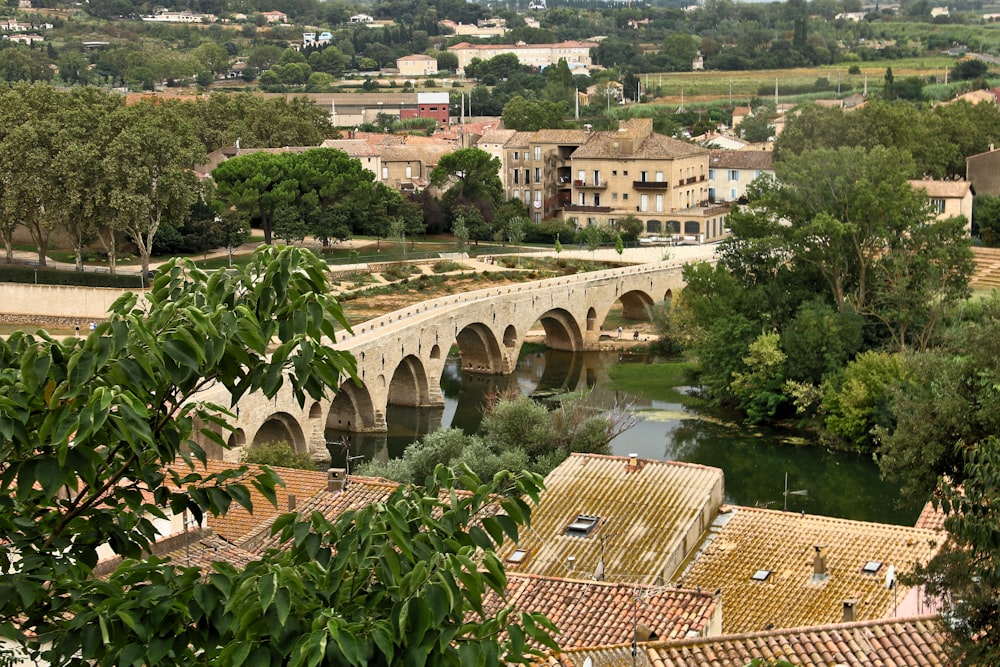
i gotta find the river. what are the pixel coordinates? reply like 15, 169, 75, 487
326, 348, 924, 526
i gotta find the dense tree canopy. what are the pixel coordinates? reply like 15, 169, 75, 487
0, 247, 557, 666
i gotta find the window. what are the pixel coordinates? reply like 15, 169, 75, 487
594, 193, 600, 206
751, 569, 771, 581
524, 169, 530, 184
709, 168, 716, 181
405, 165, 412, 178
655, 193, 664, 213
655, 171, 663, 181
730, 188, 737, 200
534, 212, 541, 223
729, 170, 739, 181
932, 198, 946, 214
534, 189, 541, 202
593, 170, 601, 186
534, 167, 541, 183
513, 170, 519, 185
513, 189, 520, 201
579, 192, 585, 205
640, 193, 649, 212
566, 515, 599, 536
640, 170, 648, 182
612, 193, 618, 201
612, 170, 618, 176
623, 171, 628, 176
623, 193, 629, 201
513, 151, 519, 161
381, 166, 388, 179
534, 146, 541, 160
577, 170, 585, 182
507, 549, 529, 564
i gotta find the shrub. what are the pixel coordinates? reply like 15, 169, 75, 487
240, 440, 317, 470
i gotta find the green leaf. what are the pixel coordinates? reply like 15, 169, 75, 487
260, 571, 277, 611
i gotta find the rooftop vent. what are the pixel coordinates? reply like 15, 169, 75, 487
751, 569, 771, 582
327, 467, 347, 493
812, 545, 828, 579
287, 493, 297, 511
566, 514, 600, 537
842, 599, 856, 623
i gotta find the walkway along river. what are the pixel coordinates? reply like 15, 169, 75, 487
326, 347, 924, 527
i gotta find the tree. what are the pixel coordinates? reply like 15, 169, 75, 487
217, 207, 252, 266
821, 350, 907, 451
213, 151, 298, 245
974, 193, 1000, 245
0, 247, 556, 666
729, 331, 788, 424
240, 440, 317, 470
501, 96, 567, 132
104, 101, 204, 275
430, 148, 503, 220
950, 59, 988, 81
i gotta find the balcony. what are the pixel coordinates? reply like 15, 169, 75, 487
576, 180, 608, 190
633, 180, 669, 190
563, 203, 612, 213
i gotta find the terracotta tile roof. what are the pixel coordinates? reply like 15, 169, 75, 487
159, 532, 258, 571
907, 179, 972, 199
532, 129, 593, 145
484, 574, 720, 649
477, 129, 517, 146
709, 150, 773, 171
318, 139, 380, 157
167, 459, 329, 543
242, 475, 401, 554
497, 454, 724, 586
547, 615, 952, 667
677, 506, 945, 633
570, 131, 706, 160
506, 131, 535, 148
915, 501, 947, 532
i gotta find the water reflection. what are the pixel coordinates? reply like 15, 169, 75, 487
326, 349, 923, 526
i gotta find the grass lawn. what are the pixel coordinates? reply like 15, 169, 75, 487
606, 357, 704, 407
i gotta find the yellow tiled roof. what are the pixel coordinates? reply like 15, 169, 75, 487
483, 574, 719, 649
677, 507, 945, 633
547, 615, 951, 667
498, 454, 724, 586
571, 132, 706, 160
908, 179, 972, 199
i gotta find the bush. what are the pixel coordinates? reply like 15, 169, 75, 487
432, 260, 462, 273
0, 264, 147, 289
240, 440, 317, 470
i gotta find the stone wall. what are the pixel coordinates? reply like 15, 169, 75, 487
0, 284, 141, 320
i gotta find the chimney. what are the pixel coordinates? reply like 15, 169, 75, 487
812, 545, 828, 578
842, 599, 856, 623
626, 453, 641, 472
287, 493, 297, 511
327, 467, 347, 493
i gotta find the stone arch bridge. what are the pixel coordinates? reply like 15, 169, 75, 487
198, 261, 685, 461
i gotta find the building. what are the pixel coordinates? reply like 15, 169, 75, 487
565, 119, 728, 241
909, 178, 974, 233
499, 128, 592, 222
448, 40, 596, 75
349, 13, 373, 24
396, 54, 438, 77
302, 31, 332, 47
967, 145, 1000, 196
398, 91, 450, 126
476, 128, 516, 190
318, 138, 382, 181
440, 18, 507, 39
259, 10, 287, 23
496, 453, 725, 586
549, 615, 950, 667
676, 506, 944, 633
142, 10, 216, 22
707, 150, 774, 203
483, 574, 722, 649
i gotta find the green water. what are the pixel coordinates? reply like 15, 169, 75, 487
327, 348, 924, 526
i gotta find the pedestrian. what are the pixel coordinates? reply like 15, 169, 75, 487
617, 326, 622, 339
74, 325, 80, 336
633, 330, 639, 341
89, 322, 96, 332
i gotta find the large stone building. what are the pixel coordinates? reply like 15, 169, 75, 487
481, 118, 730, 241
448, 40, 596, 74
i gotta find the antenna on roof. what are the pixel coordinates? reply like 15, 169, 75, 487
783, 472, 808, 511
594, 535, 606, 581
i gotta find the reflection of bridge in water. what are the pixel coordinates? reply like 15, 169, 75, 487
195, 261, 686, 461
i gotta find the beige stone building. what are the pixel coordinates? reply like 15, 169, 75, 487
707, 150, 774, 203
565, 119, 728, 241
500, 129, 591, 222
396, 54, 437, 77
909, 178, 974, 234
448, 40, 596, 74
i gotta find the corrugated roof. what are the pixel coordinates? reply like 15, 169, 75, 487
677, 507, 945, 633
497, 454, 724, 586
709, 150, 773, 171
546, 615, 951, 667
484, 574, 719, 649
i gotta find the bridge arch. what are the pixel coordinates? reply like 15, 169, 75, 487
456, 322, 505, 374
388, 354, 432, 407
252, 412, 307, 452
328, 380, 379, 432
619, 289, 655, 321
537, 307, 584, 352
